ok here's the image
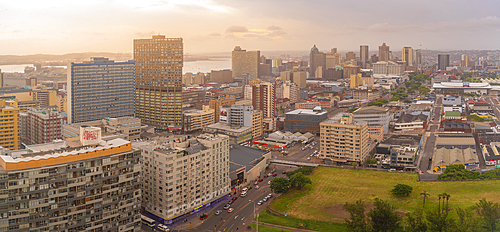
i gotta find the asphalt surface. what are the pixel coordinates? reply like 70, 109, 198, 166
417, 95, 442, 181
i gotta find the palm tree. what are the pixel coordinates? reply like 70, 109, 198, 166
438, 193, 444, 213
442, 193, 451, 212
420, 191, 430, 207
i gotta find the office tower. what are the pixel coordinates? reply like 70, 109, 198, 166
285, 107, 328, 135
0, 100, 20, 150
438, 53, 450, 70
134, 35, 183, 131
24, 106, 63, 145
272, 58, 282, 67
182, 72, 205, 85
379, 43, 390, 61
331, 48, 338, 54
211, 69, 233, 83
0, 132, 141, 231
414, 49, 422, 66
461, 54, 470, 67
350, 73, 363, 88
232, 46, 260, 79
283, 82, 299, 103
360, 45, 369, 68
345, 51, 356, 61
0, 69, 3, 88
309, 45, 326, 78
68, 57, 135, 124
219, 105, 263, 139
209, 96, 236, 122
252, 82, 275, 118
138, 134, 230, 222
343, 65, 361, 79
26, 77, 37, 88
319, 113, 369, 164
402, 47, 413, 66
292, 72, 307, 89
372, 61, 405, 75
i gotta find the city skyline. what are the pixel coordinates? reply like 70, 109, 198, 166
1, 0, 500, 55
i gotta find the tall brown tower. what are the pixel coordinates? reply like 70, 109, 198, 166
379, 43, 390, 61
134, 35, 183, 131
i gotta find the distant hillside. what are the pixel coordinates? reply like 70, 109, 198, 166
0, 52, 133, 66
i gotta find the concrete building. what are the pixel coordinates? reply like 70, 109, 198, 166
67, 57, 135, 124
211, 69, 233, 83
134, 35, 183, 131
182, 72, 205, 85
293, 72, 307, 89
433, 82, 491, 95
353, 89, 381, 100
232, 46, 260, 79
343, 65, 361, 79
62, 116, 141, 141
326, 53, 341, 68
204, 123, 253, 144
438, 53, 450, 71
284, 107, 328, 135
353, 106, 391, 134
310, 45, 326, 78
24, 106, 63, 145
373, 61, 405, 76
0, 100, 20, 150
229, 145, 271, 187
395, 113, 428, 131
379, 43, 390, 61
219, 105, 263, 140
415, 49, 422, 66
324, 66, 344, 80
320, 113, 369, 164
182, 106, 215, 132
461, 54, 470, 68
442, 96, 463, 112
136, 134, 229, 223
252, 82, 275, 118
283, 82, 299, 103
402, 47, 413, 66
209, 96, 236, 122
182, 89, 206, 110
360, 45, 369, 68
0, 133, 141, 231
57, 91, 67, 113
345, 51, 356, 61
350, 73, 363, 88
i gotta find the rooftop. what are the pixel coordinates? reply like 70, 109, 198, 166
229, 145, 268, 173
206, 122, 252, 133
433, 147, 478, 167
396, 113, 428, 123
353, 106, 388, 114
286, 108, 327, 116
433, 82, 491, 89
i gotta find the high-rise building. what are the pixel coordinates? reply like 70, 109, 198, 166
134, 35, 183, 131
402, 47, 414, 66
372, 61, 405, 75
137, 134, 230, 222
0, 100, 20, 150
379, 43, 390, 61
345, 51, 356, 61
283, 82, 299, 103
219, 105, 263, 140
438, 53, 450, 70
414, 49, 422, 66
285, 107, 328, 135
309, 45, 326, 78
292, 72, 307, 89
353, 106, 391, 134
68, 57, 135, 124
461, 54, 470, 68
209, 96, 236, 122
182, 72, 205, 85
183, 105, 215, 132
331, 48, 338, 54
0, 133, 141, 231
0, 69, 3, 88
320, 113, 369, 164
360, 45, 369, 68
232, 46, 260, 79
211, 69, 233, 83
350, 73, 363, 88
24, 106, 63, 145
252, 82, 275, 118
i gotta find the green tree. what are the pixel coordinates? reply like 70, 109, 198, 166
419, 86, 430, 95
426, 205, 455, 232
391, 184, 413, 197
343, 200, 369, 232
366, 158, 377, 165
390, 96, 400, 102
379, 99, 388, 104
420, 190, 430, 207
289, 172, 312, 190
351, 162, 358, 169
453, 207, 479, 232
405, 209, 427, 232
474, 198, 500, 232
269, 177, 290, 194
367, 198, 401, 232
348, 108, 358, 113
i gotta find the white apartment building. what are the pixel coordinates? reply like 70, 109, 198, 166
353, 106, 392, 134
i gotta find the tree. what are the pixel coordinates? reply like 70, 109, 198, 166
351, 162, 358, 169
289, 172, 311, 190
420, 191, 430, 207
391, 184, 413, 197
454, 207, 479, 232
390, 96, 400, 102
426, 205, 455, 232
474, 198, 500, 232
366, 158, 378, 165
343, 200, 369, 232
269, 177, 290, 194
367, 198, 401, 232
379, 99, 388, 104
405, 209, 427, 232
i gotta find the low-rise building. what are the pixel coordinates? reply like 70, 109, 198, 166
353, 106, 392, 134
203, 123, 253, 144
353, 89, 381, 100
183, 106, 215, 132
219, 105, 263, 140
467, 99, 493, 114
442, 96, 463, 112
24, 106, 63, 145
395, 113, 428, 131
229, 145, 271, 187
62, 116, 141, 141
284, 107, 328, 135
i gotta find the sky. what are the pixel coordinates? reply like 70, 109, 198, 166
1, 0, 500, 55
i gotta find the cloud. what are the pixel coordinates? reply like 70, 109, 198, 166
208, 32, 221, 37
135, 31, 158, 37
267, 25, 282, 31
11, 30, 21, 33
225, 26, 248, 34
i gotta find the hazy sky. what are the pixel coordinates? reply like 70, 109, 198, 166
1, 0, 500, 55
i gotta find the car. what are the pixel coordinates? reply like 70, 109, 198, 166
268, 181, 271, 184
258, 179, 263, 182
282, 171, 286, 174
268, 173, 272, 176
263, 198, 268, 202
240, 191, 247, 197
232, 197, 238, 201
199, 214, 208, 220
307, 157, 311, 160
215, 210, 222, 215
272, 173, 277, 177
228, 208, 234, 213
267, 193, 272, 198
242, 187, 248, 192
255, 185, 259, 189
223, 204, 231, 210
254, 181, 258, 185
158, 224, 170, 231
301, 148, 305, 151
257, 200, 263, 205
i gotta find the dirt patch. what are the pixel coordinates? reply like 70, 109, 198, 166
323, 203, 376, 220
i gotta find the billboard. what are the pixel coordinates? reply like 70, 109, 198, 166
220, 108, 228, 122
80, 126, 102, 146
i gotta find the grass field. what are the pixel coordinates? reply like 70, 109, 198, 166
257, 209, 347, 232
268, 166, 500, 223
250, 223, 295, 232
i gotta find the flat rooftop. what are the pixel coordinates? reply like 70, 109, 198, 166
206, 122, 251, 133
286, 108, 327, 116
229, 145, 267, 173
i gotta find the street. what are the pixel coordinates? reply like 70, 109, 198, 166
418, 95, 442, 180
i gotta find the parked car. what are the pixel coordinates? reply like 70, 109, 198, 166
258, 179, 263, 182
232, 197, 238, 201
158, 224, 170, 231
282, 171, 286, 174
228, 208, 234, 213
242, 187, 248, 192
240, 191, 247, 197
255, 185, 260, 189
257, 200, 263, 205
254, 181, 258, 185
223, 204, 231, 210
272, 174, 277, 177
199, 214, 208, 220
215, 210, 222, 215
263, 198, 268, 202
268, 181, 271, 184
267, 193, 272, 198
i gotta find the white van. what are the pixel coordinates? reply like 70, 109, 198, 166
240, 191, 247, 197
158, 224, 170, 231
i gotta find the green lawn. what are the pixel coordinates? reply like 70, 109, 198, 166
269, 166, 500, 223
250, 223, 295, 232
257, 208, 347, 232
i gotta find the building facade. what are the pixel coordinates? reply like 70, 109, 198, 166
209, 96, 236, 122
438, 53, 450, 71
232, 46, 260, 79
67, 57, 135, 124
320, 113, 369, 164
309, 45, 326, 78
252, 82, 275, 118
379, 43, 390, 61
0, 135, 141, 232
402, 47, 413, 66
25, 106, 63, 145
353, 106, 391, 134
219, 105, 263, 140
211, 69, 233, 83
183, 106, 215, 132
353, 89, 381, 100
284, 107, 328, 135
0, 100, 20, 150
360, 45, 369, 69
134, 35, 183, 131
62, 117, 141, 141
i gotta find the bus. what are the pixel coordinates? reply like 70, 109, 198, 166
141, 215, 156, 227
